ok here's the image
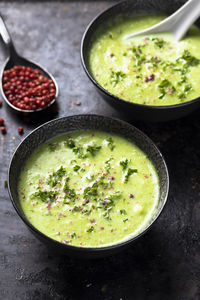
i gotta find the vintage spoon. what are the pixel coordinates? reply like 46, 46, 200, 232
0, 14, 58, 113
125, 0, 200, 42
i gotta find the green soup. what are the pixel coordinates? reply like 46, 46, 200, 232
18, 131, 159, 247
89, 15, 200, 106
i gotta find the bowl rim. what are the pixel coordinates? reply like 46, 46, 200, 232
80, 0, 200, 110
8, 114, 169, 253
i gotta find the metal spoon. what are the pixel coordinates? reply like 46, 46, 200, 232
125, 0, 200, 42
0, 14, 58, 113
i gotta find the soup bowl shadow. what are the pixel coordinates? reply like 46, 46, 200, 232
81, 0, 200, 122
8, 114, 169, 258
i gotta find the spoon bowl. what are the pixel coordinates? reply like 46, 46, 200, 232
0, 14, 58, 113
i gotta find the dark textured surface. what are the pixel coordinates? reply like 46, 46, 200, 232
0, 1, 200, 299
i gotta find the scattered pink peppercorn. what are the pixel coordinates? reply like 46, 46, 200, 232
0, 118, 4, 126
18, 126, 24, 134
144, 74, 155, 82
2, 65, 56, 111
70, 101, 82, 106
129, 194, 134, 199
1, 126, 6, 134
0, 100, 2, 108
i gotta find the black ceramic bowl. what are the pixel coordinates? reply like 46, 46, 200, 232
8, 114, 169, 258
81, 0, 200, 122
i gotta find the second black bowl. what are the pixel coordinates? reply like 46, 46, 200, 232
8, 114, 169, 258
81, 0, 200, 122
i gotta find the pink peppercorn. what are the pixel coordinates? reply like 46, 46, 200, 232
18, 126, 24, 134
2, 65, 56, 111
1, 126, 6, 134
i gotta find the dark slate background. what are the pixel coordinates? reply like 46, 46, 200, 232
0, 1, 200, 299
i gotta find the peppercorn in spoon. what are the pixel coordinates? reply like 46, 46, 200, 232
0, 14, 58, 112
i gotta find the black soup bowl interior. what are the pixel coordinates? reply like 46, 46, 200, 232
81, 0, 200, 122
8, 114, 169, 259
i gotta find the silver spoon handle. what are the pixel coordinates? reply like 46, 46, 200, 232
0, 13, 17, 57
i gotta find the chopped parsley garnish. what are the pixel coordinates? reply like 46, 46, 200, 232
63, 181, 76, 202
71, 232, 77, 238
48, 142, 58, 152
33, 189, 57, 203
73, 165, 81, 172
86, 144, 101, 156
178, 84, 192, 100
73, 146, 87, 159
87, 226, 94, 233
86, 174, 95, 181
152, 37, 166, 48
4, 180, 8, 188
105, 158, 113, 173
120, 209, 127, 215
65, 138, 75, 148
158, 79, 176, 99
72, 206, 81, 212
123, 218, 128, 223
119, 158, 130, 170
179, 50, 200, 67
110, 71, 126, 86
83, 185, 98, 200
132, 45, 146, 68
124, 168, 138, 183
106, 137, 115, 151
48, 166, 66, 187
103, 211, 112, 221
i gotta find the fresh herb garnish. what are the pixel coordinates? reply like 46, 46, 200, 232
87, 226, 94, 233
132, 45, 146, 68
63, 181, 76, 202
110, 71, 126, 86
106, 137, 115, 151
86, 174, 95, 181
179, 50, 200, 67
105, 158, 113, 173
71, 232, 77, 238
65, 138, 75, 148
158, 79, 176, 99
103, 211, 112, 221
73, 165, 81, 172
119, 158, 130, 170
4, 180, 8, 188
48, 142, 58, 152
120, 209, 127, 215
123, 218, 128, 223
178, 84, 192, 100
72, 206, 81, 212
124, 168, 137, 183
33, 189, 57, 203
83, 185, 98, 200
152, 37, 166, 48
48, 166, 66, 187
86, 144, 101, 156
73, 146, 87, 159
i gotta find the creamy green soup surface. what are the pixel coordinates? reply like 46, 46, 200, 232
18, 131, 159, 247
89, 15, 200, 106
